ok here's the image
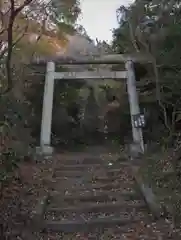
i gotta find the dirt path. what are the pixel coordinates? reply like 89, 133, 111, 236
0, 146, 181, 239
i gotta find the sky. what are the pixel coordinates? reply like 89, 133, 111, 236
78, 0, 134, 43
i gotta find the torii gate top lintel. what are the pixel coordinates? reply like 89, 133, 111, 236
31, 53, 153, 66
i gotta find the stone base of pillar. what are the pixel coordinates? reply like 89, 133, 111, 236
35, 145, 54, 160
126, 142, 143, 161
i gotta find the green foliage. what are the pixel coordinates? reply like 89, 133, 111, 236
48, 0, 81, 35
112, 0, 181, 144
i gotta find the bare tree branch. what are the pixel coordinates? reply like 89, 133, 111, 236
1, 0, 33, 95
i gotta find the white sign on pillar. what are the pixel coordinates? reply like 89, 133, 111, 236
125, 60, 144, 153
40, 61, 55, 150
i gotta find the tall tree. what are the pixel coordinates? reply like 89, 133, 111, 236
0, 0, 81, 94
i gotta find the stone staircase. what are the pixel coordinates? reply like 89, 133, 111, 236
33, 149, 176, 239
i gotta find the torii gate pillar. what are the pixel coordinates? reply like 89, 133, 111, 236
126, 60, 144, 153
39, 61, 55, 155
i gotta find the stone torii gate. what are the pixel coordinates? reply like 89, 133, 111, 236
33, 54, 152, 155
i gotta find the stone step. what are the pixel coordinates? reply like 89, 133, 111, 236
58, 158, 103, 165
54, 194, 118, 204
53, 167, 131, 178
54, 170, 103, 178
47, 201, 146, 214
49, 191, 141, 205
54, 175, 132, 182
55, 164, 103, 171
39, 220, 173, 240
56, 154, 124, 165
45, 208, 146, 222
55, 162, 130, 170
42, 216, 144, 233
52, 181, 135, 192
55, 162, 130, 171
51, 188, 139, 199
85, 177, 133, 184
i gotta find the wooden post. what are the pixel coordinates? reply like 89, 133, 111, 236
40, 61, 55, 154
125, 60, 144, 153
